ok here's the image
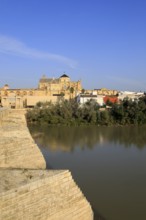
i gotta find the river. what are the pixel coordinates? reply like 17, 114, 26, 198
29, 125, 146, 220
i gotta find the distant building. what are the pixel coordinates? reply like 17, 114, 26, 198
103, 96, 118, 104
77, 88, 119, 106
0, 74, 82, 109
94, 88, 118, 96
118, 91, 144, 101
77, 94, 104, 106
39, 74, 81, 98
77, 94, 98, 105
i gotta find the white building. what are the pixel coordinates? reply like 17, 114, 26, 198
118, 91, 144, 101
77, 94, 104, 106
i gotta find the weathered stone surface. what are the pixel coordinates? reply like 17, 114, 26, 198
0, 169, 93, 220
0, 109, 46, 169
0, 109, 93, 220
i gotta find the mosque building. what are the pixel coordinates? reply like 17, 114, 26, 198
0, 74, 82, 109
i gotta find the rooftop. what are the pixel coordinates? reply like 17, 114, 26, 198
60, 74, 69, 78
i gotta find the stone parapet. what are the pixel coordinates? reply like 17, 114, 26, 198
0, 109, 46, 169
0, 108, 10, 125
0, 109, 93, 220
0, 169, 93, 220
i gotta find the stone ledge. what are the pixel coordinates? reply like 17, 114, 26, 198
0, 110, 46, 169
0, 169, 93, 220
0, 109, 93, 220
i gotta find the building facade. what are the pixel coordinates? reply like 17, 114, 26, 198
118, 91, 144, 101
0, 74, 82, 109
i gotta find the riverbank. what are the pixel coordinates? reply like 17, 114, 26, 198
26, 97, 146, 126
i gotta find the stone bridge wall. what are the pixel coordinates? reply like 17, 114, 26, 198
0, 108, 10, 125
0, 109, 93, 220
0, 109, 46, 169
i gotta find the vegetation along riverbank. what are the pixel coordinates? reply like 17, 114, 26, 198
26, 95, 146, 126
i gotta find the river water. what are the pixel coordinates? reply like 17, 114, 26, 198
29, 125, 146, 220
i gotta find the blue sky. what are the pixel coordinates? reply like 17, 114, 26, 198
0, 0, 146, 91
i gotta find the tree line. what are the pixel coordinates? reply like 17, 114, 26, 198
26, 96, 146, 126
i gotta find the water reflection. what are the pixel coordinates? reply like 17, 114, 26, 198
30, 125, 146, 151
29, 125, 146, 220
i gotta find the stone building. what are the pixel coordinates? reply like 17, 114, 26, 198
118, 91, 144, 101
0, 74, 82, 109
84, 88, 118, 96
94, 88, 118, 96
39, 74, 81, 98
